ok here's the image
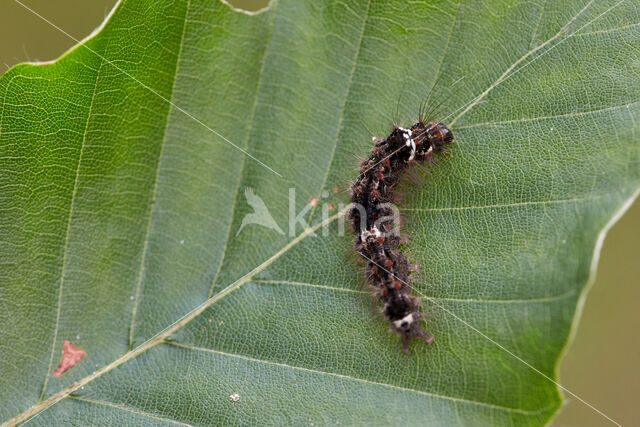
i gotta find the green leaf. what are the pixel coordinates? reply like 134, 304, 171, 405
1, 0, 639, 425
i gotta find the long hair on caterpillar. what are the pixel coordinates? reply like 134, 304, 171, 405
349, 110, 454, 353
347, 72, 465, 192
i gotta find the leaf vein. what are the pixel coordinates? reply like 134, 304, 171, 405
40, 51, 107, 402
306, 0, 371, 227
401, 195, 605, 213
68, 396, 193, 426
449, 0, 597, 126
454, 100, 640, 129
128, 0, 192, 350
253, 279, 577, 303
208, 1, 279, 298
166, 341, 553, 417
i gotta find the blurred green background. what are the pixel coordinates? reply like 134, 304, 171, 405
1, 1, 637, 425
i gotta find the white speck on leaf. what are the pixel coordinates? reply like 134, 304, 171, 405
230, 393, 240, 402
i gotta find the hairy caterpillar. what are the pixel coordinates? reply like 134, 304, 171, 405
349, 121, 454, 354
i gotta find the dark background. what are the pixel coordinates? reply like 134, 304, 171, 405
1, 1, 638, 425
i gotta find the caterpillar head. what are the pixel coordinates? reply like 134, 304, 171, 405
426, 122, 454, 151
411, 121, 454, 157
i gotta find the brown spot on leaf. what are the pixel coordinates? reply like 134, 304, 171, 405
333, 186, 339, 193
53, 340, 87, 377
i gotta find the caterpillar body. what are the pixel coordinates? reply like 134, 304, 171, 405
349, 121, 454, 354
